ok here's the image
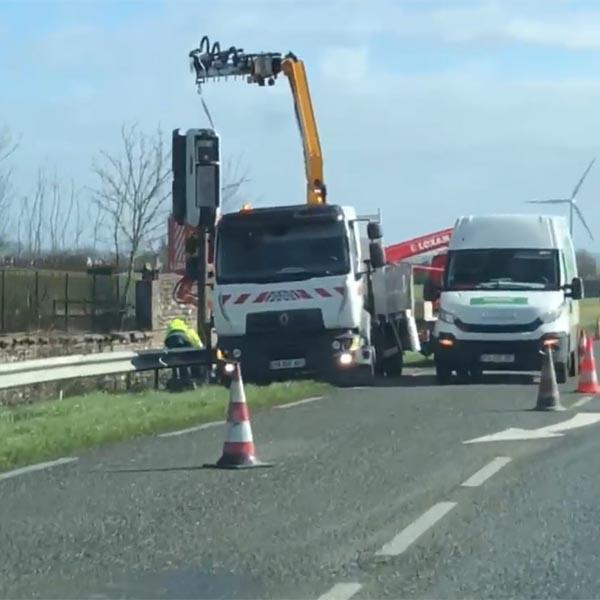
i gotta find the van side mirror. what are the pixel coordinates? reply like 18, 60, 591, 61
567, 277, 584, 300
367, 222, 382, 240
369, 242, 385, 269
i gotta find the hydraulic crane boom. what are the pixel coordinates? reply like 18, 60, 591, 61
189, 36, 326, 205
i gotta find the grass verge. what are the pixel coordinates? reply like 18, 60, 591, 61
404, 351, 433, 368
0, 381, 329, 473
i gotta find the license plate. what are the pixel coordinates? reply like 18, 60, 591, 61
269, 358, 306, 370
480, 354, 515, 364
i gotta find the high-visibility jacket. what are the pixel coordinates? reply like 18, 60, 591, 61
164, 319, 203, 348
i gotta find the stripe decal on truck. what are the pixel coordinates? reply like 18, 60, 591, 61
220, 287, 345, 305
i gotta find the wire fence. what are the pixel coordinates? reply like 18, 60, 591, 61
0, 269, 135, 333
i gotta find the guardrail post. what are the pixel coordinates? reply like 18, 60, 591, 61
154, 369, 159, 390
1, 269, 5, 333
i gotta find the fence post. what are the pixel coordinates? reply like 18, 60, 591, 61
64, 273, 69, 331
34, 270, 39, 327
0, 270, 5, 333
91, 273, 97, 332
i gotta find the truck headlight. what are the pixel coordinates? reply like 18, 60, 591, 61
540, 306, 564, 324
438, 309, 456, 324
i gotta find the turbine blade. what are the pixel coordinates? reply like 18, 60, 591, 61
573, 203, 594, 240
526, 199, 570, 204
571, 157, 596, 199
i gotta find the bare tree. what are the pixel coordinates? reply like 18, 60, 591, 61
92, 123, 170, 310
221, 154, 251, 211
0, 127, 18, 245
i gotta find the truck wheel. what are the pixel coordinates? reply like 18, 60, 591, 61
555, 362, 568, 384
435, 358, 452, 385
383, 353, 404, 377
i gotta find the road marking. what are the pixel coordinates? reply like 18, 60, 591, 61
0, 457, 78, 482
375, 501, 457, 556
159, 420, 225, 438
317, 582, 362, 600
275, 396, 323, 409
573, 395, 593, 408
461, 457, 511, 487
464, 412, 600, 443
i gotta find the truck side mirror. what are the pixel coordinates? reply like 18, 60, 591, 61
423, 279, 441, 302
568, 277, 584, 300
367, 222, 382, 240
369, 242, 385, 269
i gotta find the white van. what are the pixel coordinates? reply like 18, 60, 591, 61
433, 215, 583, 384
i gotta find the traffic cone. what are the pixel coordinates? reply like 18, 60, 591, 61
577, 336, 600, 394
204, 363, 272, 469
535, 347, 564, 411
579, 329, 588, 373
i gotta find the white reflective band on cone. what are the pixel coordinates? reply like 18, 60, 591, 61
231, 378, 247, 404
226, 421, 254, 443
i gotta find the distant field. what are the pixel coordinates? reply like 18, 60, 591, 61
580, 297, 600, 332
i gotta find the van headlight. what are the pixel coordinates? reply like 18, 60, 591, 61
540, 306, 564, 324
438, 309, 456, 324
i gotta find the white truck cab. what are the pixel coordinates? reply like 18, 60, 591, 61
433, 215, 583, 384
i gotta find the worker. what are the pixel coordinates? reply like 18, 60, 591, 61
164, 318, 204, 388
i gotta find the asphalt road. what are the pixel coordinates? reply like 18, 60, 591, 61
3, 361, 600, 599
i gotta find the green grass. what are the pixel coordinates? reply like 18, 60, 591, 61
404, 351, 433, 368
0, 381, 328, 473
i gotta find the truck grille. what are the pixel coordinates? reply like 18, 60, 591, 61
455, 318, 542, 334
246, 309, 324, 334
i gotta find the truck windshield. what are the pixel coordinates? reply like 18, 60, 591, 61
446, 249, 559, 291
216, 221, 350, 284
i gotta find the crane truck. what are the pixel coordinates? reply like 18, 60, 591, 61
180, 37, 421, 386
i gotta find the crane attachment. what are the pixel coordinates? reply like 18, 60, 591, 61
189, 36, 326, 205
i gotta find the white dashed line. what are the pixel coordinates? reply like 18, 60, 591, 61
375, 501, 457, 556
317, 582, 362, 600
573, 395, 593, 408
461, 456, 512, 488
275, 396, 324, 409
158, 420, 225, 438
0, 457, 78, 482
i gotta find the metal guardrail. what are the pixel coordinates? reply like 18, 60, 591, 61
0, 348, 211, 390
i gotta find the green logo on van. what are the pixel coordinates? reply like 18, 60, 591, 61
470, 297, 528, 306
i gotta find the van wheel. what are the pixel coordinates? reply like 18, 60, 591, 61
568, 349, 577, 378
555, 362, 568, 384
435, 358, 453, 385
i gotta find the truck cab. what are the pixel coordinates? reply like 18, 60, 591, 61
214, 204, 374, 382
433, 215, 583, 384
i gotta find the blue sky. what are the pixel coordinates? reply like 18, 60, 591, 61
3, 0, 600, 249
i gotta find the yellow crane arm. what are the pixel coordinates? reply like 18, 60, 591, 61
189, 38, 327, 205
281, 56, 326, 205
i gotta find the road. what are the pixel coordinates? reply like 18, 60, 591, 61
3, 363, 600, 599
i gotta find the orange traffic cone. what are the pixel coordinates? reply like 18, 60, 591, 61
205, 363, 272, 469
577, 336, 600, 394
579, 329, 588, 373
535, 347, 564, 411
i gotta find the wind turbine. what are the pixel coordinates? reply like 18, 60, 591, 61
526, 158, 596, 240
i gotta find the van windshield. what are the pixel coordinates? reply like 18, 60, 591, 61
446, 249, 559, 291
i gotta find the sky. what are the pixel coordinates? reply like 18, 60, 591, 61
3, 0, 600, 250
